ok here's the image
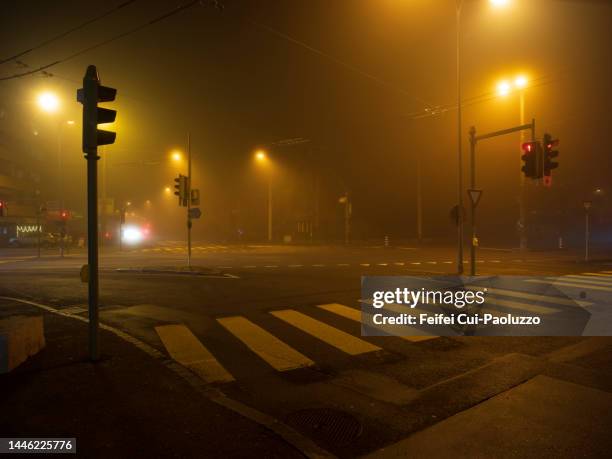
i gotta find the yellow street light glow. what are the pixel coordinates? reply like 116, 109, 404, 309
66, 120, 75, 125
171, 151, 182, 161
496, 80, 511, 97
164, 186, 171, 193
490, 0, 510, 7
37, 92, 60, 113
514, 75, 528, 89
255, 150, 267, 162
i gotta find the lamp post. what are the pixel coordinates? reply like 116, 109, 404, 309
255, 150, 272, 242
497, 74, 530, 251
455, 0, 512, 273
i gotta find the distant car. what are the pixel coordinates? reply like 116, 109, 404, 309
9, 233, 59, 248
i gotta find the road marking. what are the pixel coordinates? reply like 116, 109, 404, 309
377, 263, 388, 266
490, 260, 501, 263
394, 262, 405, 266
468, 286, 591, 307
264, 265, 278, 268
217, 316, 314, 371
337, 263, 350, 267
483, 297, 558, 315
243, 265, 257, 268
155, 324, 234, 383
217, 266, 233, 269
562, 275, 612, 285
426, 261, 437, 264
525, 279, 612, 292
288, 264, 303, 268
270, 309, 381, 355
319, 303, 435, 342
312, 264, 325, 267
411, 262, 421, 265
360, 263, 370, 267
443, 261, 452, 264
580, 272, 612, 278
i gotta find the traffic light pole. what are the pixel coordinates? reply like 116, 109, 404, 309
78, 64, 117, 362
187, 132, 192, 269
468, 120, 535, 276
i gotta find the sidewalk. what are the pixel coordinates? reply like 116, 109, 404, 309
0, 300, 302, 458
366, 372, 612, 458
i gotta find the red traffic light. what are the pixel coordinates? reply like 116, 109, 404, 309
60, 210, 69, 219
521, 142, 536, 153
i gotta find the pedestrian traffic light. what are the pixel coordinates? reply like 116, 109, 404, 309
77, 65, 117, 155
174, 174, 188, 206
521, 141, 538, 178
543, 133, 559, 177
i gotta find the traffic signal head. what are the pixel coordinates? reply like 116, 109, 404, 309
77, 65, 117, 155
0, 201, 4, 217
521, 141, 538, 178
60, 210, 69, 220
174, 174, 188, 206
543, 133, 559, 177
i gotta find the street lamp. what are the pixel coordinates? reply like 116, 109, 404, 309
496, 73, 529, 250
37, 91, 60, 113
171, 151, 182, 162
254, 149, 272, 242
455, 0, 513, 273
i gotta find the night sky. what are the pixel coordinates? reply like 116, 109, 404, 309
1, 0, 611, 242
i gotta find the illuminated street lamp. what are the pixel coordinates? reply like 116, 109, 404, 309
164, 186, 171, 194
254, 149, 272, 242
171, 150, 183, 162
255, 149, 267, 162
37, 91, 60, 113
496, 80, 511, 97
490, 0, 510, 7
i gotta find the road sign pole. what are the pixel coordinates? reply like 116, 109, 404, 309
187, 132, 192, 269
469, 126, 477, 276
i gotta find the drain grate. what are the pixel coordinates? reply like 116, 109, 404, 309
285, 408, 362, 446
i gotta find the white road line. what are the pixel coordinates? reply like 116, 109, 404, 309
337, 263, 350, 267
360, 263, 370, 267
155, 324, 234, 384
217, 316, 314, 371
526, 279, 612, 292
288, 264, 303, 268
312, 264, 325, 267
270, 310, 381, 355
377, 263, 388, 266
468, 286, 591, 307
394, 262, 405, 266
411, 262, 421, 265
264, 265, 278, 268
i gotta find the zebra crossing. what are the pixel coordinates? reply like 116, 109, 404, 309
153, 271, 610, 385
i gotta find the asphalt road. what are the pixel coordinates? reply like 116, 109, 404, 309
2, 243, 612, 456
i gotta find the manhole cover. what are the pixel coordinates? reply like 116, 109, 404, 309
285, 408, 362, 446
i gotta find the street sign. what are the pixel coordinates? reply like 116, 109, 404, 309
583, 201, 592, 210
190, 188, 200, 206
467, 189, 483, 208
189, 207, 202, 219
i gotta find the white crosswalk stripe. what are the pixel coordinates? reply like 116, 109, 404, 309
526, 278, 612, 292
217, 316, 314, 371
270, 309, 381, 355
318, 303, 435, 342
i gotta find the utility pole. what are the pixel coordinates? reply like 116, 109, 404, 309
456, 0, 464, 275
187, 132, 192, 268
267, 177, 272, 242
416, 156, 423, 243
584, 201, 591, 262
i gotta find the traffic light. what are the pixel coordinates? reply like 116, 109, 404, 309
521, 141, 539, 178
60, 210, 69, 220
174, 174, 188, 206
543, 133, 559, 177
0, 201, 4, 217
77, 65, 117, 154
